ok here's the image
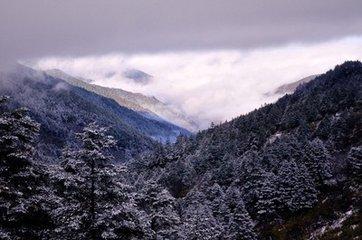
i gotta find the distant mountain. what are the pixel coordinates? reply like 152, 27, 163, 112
266, 74, 319, 96
123, 69, 153, 85
0, 65, 189, 162
46, 69, 199, 132
103, 68, 152, 85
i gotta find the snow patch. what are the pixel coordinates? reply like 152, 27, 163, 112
309, 209, 355, 239
266, 132, 283, 144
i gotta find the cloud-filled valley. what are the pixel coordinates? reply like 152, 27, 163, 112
34, 36, 362, 129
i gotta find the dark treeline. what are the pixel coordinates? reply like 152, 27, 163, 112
0, 61, 361, 239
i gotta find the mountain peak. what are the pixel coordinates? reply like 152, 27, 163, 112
123, 69, 153, 85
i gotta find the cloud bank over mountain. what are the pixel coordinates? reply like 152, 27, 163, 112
34, 37, 362, 129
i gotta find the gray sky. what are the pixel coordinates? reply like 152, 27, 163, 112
1, 0, 362, 65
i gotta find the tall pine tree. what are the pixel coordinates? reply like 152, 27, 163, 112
0, 96, 52, 239
56, 122, 116, 239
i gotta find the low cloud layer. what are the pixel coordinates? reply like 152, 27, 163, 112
34, 37, 362, 129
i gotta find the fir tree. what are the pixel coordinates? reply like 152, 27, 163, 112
0, 96, 52, 239
277, 160, 317, 213
135, 180, 181, 239
181, 191, 222, 240
303, 139, 333, 187
347, 146, 362, 184
56, 122, 116, 239
242, 162, 279, 220
205, 183, 230, 227
225, 201, 258, 240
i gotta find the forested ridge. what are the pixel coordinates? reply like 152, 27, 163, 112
0, 64, 189, 163
0, 61, 361, 239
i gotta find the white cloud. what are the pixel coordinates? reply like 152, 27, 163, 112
33, 36, 362, 129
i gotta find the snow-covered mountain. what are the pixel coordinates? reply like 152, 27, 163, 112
0, 64, 191, 161
46, 69, 199, 132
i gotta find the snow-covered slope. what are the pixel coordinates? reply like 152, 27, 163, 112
0, 64, 191, 161
46, 69, 199, 132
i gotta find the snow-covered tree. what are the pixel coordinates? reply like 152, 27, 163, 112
225, 201, 258, 240
95, 165, 151, 240
303, 139, 333, 186
347, 146, 362, 183
242, 163, 279, 220
0, 96, 40, 174
277, 160, 317, 213
181, 191, 222, 240
135, 180, 181, 239
0, 96, 52, 239
160, 157, 197, 198
205, 183, 230, 227
314, 117, 332, 140
55, 122, 117, 239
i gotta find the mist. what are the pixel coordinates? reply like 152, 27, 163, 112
33, 36, 362, 129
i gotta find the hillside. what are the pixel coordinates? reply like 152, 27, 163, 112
45, 69, 199, 132
131, 61, 362, 239
0, 65, 188, 162
0, 61, 360, 240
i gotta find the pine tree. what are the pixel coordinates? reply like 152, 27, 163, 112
205, 183, 230, 228
242, 162, 279, 220
0, 96, 40, 174
277, 160, 317, 213
135, 180, 181, 239
56, 122, 117, 239
160, 158, 197, 198
297, 119, 311, 141
225, 201, 258, 240
303, 139, 333, 187
263, 136, 304, 171
347, 146, 362, 184
0, 96, 53, 239
314, 117, 332, 140
96, 165, 151, 240
181, 191, 222, 240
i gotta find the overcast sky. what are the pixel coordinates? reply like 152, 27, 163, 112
2, 0, 362, 128
1, 0, 362, 63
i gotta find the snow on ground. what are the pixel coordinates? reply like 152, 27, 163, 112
308, 209, 355, 239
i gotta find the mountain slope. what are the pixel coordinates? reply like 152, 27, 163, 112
132, 61, 362, 239
0, 65, 189, 162
46, 69, 199, 132
1, 61, 360, 240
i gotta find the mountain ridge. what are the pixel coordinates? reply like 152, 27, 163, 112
0, 64, 189, 162
45, 69, 199, 132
